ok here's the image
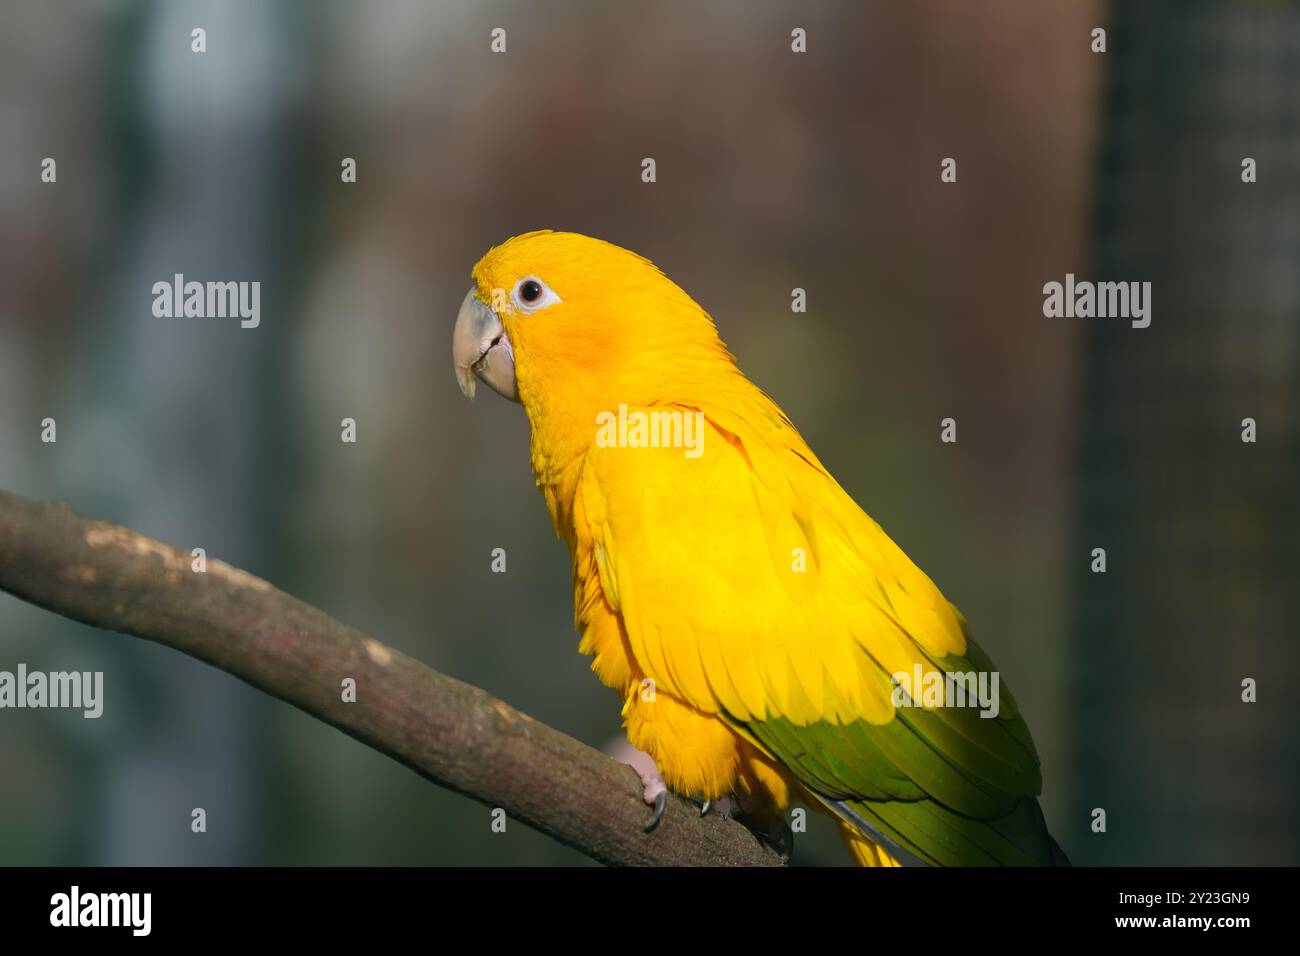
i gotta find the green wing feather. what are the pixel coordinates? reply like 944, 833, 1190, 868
739, 629, 1068, 866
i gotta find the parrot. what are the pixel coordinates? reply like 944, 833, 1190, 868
453, 230, 1068, 866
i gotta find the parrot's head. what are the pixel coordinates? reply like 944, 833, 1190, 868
453, 231, 730, 432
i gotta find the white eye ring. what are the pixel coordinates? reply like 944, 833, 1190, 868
511, 276, 562, 315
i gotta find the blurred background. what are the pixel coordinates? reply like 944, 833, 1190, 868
1, 0, 1296, 866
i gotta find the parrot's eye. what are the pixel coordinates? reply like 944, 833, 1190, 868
511, 276, 561, 314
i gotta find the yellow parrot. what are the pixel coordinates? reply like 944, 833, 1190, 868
453, 230, 1067, 866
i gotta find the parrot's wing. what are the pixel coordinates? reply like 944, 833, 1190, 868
578, 404, 1060, 865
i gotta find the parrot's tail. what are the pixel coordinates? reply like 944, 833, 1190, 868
828, 794, 1070, 867
836, 821, 904, 867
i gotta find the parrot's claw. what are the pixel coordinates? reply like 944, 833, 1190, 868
645, 790, 667, 831
640, 766, 668, 832
699, 796, 733, 820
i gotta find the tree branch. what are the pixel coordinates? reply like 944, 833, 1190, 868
0, 490, 781, 867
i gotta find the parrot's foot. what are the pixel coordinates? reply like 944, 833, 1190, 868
731, 794, 795, 861
640, 766, 668, 832
766, 817, 795, 862
699, 796, 733, 820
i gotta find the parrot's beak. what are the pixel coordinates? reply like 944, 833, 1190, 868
453, 289, 519, 402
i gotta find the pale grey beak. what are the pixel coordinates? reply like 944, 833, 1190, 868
452, 289, 519, 402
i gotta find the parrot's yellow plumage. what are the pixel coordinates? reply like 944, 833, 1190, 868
453, 230, 1066, 866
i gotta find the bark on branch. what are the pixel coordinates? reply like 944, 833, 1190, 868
0, 490, 781, 867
